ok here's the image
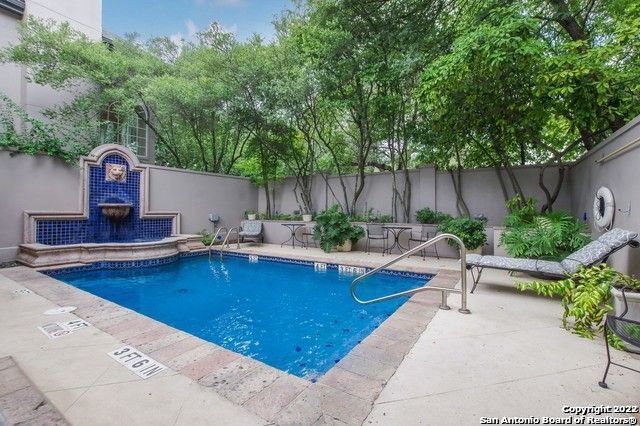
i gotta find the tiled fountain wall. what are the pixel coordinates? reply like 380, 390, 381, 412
36, 153, 173, 245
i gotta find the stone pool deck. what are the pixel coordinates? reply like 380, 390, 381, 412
0, 244, 639, 425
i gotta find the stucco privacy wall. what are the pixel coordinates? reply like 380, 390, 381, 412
0, 151, 258, 262
260, 164, 571, 226
569, 115, 640, 276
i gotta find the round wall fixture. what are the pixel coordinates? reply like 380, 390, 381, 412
593, 187, 615, 230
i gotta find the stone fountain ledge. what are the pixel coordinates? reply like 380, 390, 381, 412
16, 234, 205, 269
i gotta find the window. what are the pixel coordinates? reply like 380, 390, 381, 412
99, 105, 148, 158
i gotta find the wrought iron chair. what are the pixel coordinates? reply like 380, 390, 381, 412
238, 220, 263, 244
598, 287, 640, 389
408, 225, 439, 260
301, 226, 316, 249
365, 224, 388, 255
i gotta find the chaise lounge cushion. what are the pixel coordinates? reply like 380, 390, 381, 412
466, 254, 567, 277
560, 240, 612, 274
596, 228, 638, 250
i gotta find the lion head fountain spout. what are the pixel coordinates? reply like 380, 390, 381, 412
98, 202, 132, 221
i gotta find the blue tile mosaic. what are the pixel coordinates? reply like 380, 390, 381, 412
36, 153, 173, 245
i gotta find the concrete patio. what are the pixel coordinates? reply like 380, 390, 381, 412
0, 245, 638, 425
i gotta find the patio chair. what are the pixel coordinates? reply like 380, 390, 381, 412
466, 228, 639, 293
365, 224, 388, 255
598, 287, 640, 388
301, 226, 316, 249
408, 225, 439, 260
238, 220, 263, 244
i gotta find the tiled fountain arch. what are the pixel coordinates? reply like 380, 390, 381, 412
18, 144, 204, 268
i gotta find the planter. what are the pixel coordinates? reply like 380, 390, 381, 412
336, 240, 352, 252
611, 287, 640, 321
611, 287, 640, 350
247, 214, 256, 220
302, 214, 313, 222
493, 226, 508, 257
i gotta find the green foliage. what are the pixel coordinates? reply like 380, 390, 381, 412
349, 208, 393, 223
0, 94, 93, 163
198, 229, 215, 246
312, 205, 365, 253
501, 197, 590, 259
415, 207, 452, 224
437, 217, 487, 250
517, 265, 640, 346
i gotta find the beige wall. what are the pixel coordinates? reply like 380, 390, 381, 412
568, 116, 640, 276
0, 151, 81, 261
260, 164, 571, 226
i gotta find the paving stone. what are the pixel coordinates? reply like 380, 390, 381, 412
149, 337, 205, 363
274, 386, 324, 426
0, 387, 51, 424
107, 317, 162, 341
198, 357, 260, 389
0, 366, 31, 398
180, 348, 240, 381
317, 367, 384, 402
137, 331, 190, 354
217, 364, 281, 405
0, 268, 42, 282
335, 353, 396, 383
350, 334, 409, 367
243, 374, 309, 421
303, 384, 371, 426
165, 344, 219, 371
92, 312, 138, 330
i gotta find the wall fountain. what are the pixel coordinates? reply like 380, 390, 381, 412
17, 144, 204, 268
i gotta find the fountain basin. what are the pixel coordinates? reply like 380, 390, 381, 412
98, 203, 132, 221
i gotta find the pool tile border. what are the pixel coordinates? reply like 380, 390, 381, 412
2, 253, 458, 425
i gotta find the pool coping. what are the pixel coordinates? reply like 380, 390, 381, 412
1, 250, 459, 425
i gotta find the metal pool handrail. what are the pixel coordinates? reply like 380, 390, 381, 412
350, 233, 470, 314
219, 227, 240, 258
208, 227, 228, 259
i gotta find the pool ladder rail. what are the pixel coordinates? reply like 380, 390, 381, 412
207, 227, 240, 259
350, 233, 470, 314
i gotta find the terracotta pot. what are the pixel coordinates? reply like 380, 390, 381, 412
336, 240, 352, 252
302, 214, 313, 222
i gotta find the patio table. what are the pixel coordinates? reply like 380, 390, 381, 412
280, 223, 306, 248
382, 225, 413, 254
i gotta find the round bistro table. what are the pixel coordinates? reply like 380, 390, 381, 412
280, 223, 306, 248
382, 225, 413, 254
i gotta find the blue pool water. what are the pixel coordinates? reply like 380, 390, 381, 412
53, 255, 429, 380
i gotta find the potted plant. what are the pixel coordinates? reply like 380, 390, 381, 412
611, 273, 640, 323
518, 265, 640, 348
313, 205, 365, 253
245, 210, 257, 220
415, 207, 452, 225
437, 217, 487, 254
302, 211, 313, 222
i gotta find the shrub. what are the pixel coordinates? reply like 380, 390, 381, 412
437, 217, 487, 250
500, 197, 590, 259
313, 205, 365, 253
198, 229, 214, 246
415, 207, 452, 224
518, 265, 640, 347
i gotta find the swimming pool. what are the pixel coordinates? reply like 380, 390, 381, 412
53, 254, 431, 380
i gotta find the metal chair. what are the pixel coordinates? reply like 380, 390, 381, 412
365, 224, 388, 255
598, 287, 640, 389
301, 226, 316, 249
238, 220, 263, 244
408, 225, 439, 260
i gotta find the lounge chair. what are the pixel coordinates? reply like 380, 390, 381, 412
238, 220, 263, 244
466, 228, 639, 293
